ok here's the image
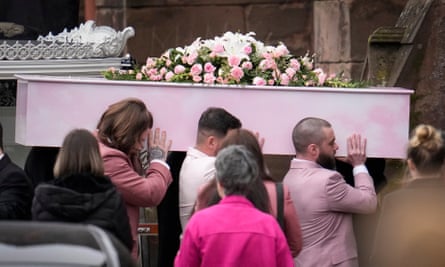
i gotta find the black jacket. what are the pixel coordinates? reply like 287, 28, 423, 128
32, 173, 133, 251
0, 154, 33, 220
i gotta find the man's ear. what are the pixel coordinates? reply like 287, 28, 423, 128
307, 144, 319, 158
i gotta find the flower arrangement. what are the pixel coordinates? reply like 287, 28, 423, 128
103, 31, 364, 88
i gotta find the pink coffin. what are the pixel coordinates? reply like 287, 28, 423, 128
14, 75, 413, 158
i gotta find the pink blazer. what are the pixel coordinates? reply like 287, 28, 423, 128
283, 159, 376, 267
98, 140, 172, 259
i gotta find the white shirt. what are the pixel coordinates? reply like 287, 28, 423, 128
179, 147, 216, 231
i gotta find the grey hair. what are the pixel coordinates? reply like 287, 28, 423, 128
292, 117, 331, 154
215, 145, 259, 196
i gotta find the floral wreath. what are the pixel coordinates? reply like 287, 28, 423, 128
103, 31, 364, 88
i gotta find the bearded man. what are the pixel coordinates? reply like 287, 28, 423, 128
283, 117, 377, 267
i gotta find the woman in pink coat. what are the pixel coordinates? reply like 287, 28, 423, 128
195, 128, 302, 257
175, 145, 294, 267
96, 98, 172, 259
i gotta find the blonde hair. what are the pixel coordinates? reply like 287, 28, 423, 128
53, 129, 104, 178
407, 124, 445, 175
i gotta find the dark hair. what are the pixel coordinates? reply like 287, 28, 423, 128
0, 121, 3, 150
97, 98, 153, 155
221, 128, 274, 182
53, 129, 104, 178
407, 124, 445, 175
292, 117, 331, 154
197, 107, 241, 143
199, 129, 271, 213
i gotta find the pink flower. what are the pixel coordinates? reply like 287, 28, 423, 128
165, 59, 172, 67
186, 52, 198, 65
174, 65, 186, 74
274, 44, 289, 58
230, 66, 244, 80
241, 61, 253, 70
244, 45, 252, 54
136, 72, 143, 80
262, 52, 273, 60
190, 64, 203, 76
165, 71, 174, 81
192, 75, 202, 82
204, 62, 216, 73
146, 57, 156, 68
228, 56, 241, 67
108, 67, 116, 73
314, 68, 327, 85
280, 73, 290, 86
289, 59, 300, 71
212, 43, 224, 53
204, 73, 216, 84
285, 67, 296, 78
159, 67, 167, 76
268, 79, 275, 85
259, 59, 277, 70
253, 77, 267, 86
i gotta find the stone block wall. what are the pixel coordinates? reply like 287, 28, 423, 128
95, 0, 406, 80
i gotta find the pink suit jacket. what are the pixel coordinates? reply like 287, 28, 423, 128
283, 159, 377, 267
97, 140, 172, 259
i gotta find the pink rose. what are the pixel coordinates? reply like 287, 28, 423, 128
228, 56, 241, 67
280, 73, 290, 86
136, 72, 143, 80
165, 71, 174, 81
204, 62, 216, 73
190, 64, 203, 76
268, 79, 275, 85
174, 65, 186, 74
285, 67, 296, 78
252, 77, 267, 86
213, 43, 224, 53
159, 67, 167, 76
241, 61, 253, 70
230, 66, 244, 80
192, 75, 202, 82
274, 44, 289, 58
146, 57, 156, 68
204, 73, 216, 84
289, 59, 301, 71
244, 45, 252, 54
186, 52, 198, 65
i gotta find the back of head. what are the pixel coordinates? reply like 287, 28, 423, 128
292, 117, 331, 154
407, 124, 445, 175
197, 107, 241, 142
220, 128, 271, 181
53, 129, 104, 178
96, 98, 153, 154
215, 145, 259, 196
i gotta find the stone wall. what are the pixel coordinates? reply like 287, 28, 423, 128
95, 0, 406, 80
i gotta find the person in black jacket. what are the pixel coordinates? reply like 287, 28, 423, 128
0, 122, 33, 220
32, 128, 133, 252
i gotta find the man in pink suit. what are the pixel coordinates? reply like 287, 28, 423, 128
283, 117, 377, 267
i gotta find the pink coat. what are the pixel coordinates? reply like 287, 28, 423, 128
195, 180, 303, 257
98, 140, 172, 259
283, 159, 376, 267
175, 195, 294, 267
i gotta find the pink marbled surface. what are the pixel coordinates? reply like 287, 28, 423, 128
15, 75, 413, 158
